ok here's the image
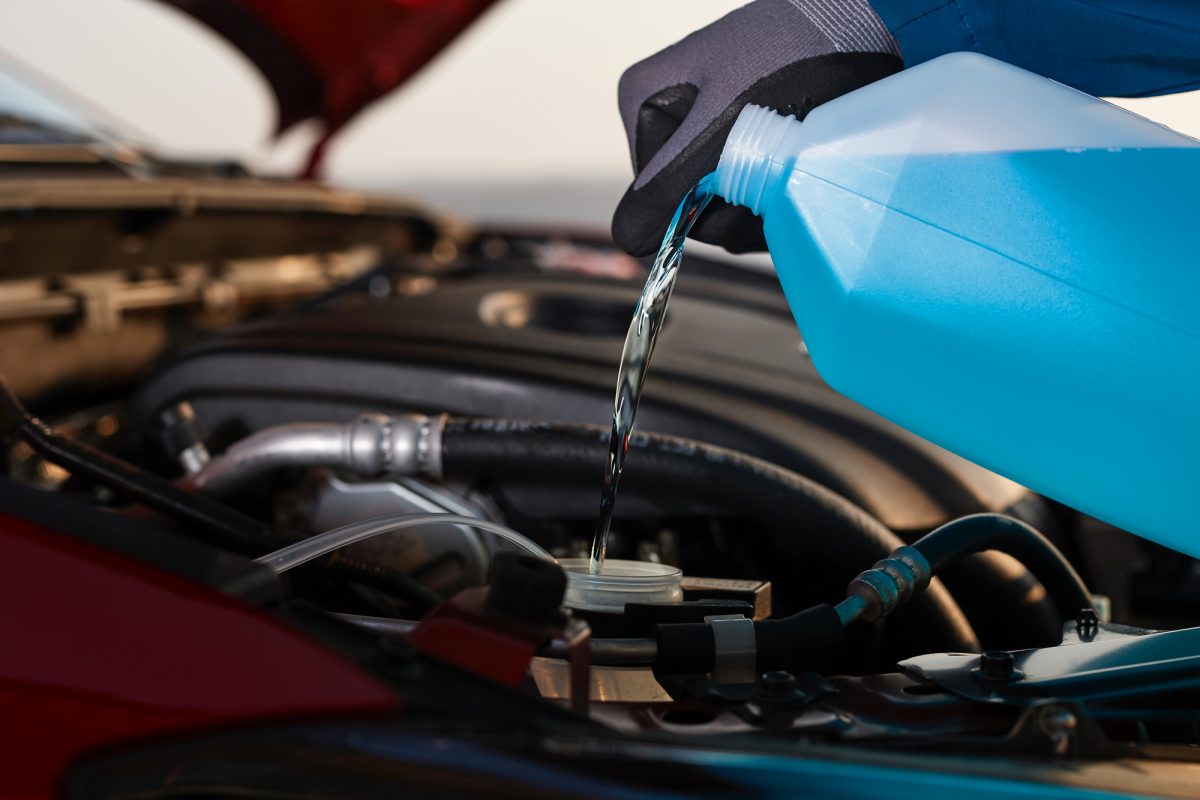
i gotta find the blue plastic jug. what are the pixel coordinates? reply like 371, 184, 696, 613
713, 52, 1200, 556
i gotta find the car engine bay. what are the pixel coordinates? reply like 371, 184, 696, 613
4, 194, 1200, 791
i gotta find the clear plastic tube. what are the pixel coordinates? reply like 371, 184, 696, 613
255, 513, 554, 574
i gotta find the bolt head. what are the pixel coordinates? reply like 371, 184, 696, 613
979, 650, 1016, 680
761, 671, 796, 696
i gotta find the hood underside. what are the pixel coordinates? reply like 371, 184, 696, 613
158, 0, 499, 174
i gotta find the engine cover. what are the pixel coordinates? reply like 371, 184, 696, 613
133, 236, 1037, 533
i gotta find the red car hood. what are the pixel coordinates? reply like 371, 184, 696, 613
159, 0, 499, 175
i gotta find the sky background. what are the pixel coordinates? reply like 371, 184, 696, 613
2, 0, 1197, 238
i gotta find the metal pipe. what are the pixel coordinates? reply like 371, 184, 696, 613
185, 413, 442, 496
835, 595, 869, 627
334, 614, 418, 637
547, 637, 659, 666
333, 613, 658, 666
913, 513, 1093, 624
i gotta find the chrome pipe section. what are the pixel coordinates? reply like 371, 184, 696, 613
545, 637, 659, 666
333, 613, 659, 666
334, 614, 418, 637
186, 413, 444, 496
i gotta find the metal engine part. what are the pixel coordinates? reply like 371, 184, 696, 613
288, 471, 503, 596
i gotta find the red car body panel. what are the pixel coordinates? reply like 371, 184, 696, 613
0, 514, 399, 798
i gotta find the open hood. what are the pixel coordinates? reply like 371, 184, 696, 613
158, 0, 500, 176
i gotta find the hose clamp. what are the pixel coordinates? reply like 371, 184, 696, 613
706, 614, 757, 685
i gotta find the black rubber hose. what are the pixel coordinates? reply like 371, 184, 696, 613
914, 513, 1093, 624
439, 418, 980, 654
0, 377, 269, 553
935, 552, 1064, 650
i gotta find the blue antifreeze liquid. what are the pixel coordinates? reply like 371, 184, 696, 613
589, 174, 715, 575
714, 53, 1200, 556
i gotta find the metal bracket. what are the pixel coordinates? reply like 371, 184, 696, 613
900, 624, 1200, 709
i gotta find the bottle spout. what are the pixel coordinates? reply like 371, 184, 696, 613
715, 104, 806, 215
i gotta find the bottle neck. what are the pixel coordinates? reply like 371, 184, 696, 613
715, 104, 807, 216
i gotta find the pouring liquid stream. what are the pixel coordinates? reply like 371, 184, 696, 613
589, 174, 717, 575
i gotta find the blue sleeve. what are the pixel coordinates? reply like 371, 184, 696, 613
869, 0, 1200, 97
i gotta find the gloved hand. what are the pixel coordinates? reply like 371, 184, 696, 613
613, 0, 902, 256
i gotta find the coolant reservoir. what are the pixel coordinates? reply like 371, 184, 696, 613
558, 558, 683, 613
714, 53, 1200, 555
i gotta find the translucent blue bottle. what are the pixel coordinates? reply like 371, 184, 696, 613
714, 53, 1200, 556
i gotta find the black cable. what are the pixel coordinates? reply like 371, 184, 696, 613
0, 376, 269, 554
440, 417, 979, 655
328, 557, 442, 617
285, 258, 395, 315
913, 513, 1093, 624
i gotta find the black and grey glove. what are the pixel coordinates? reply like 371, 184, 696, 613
612, 0, 902, 255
